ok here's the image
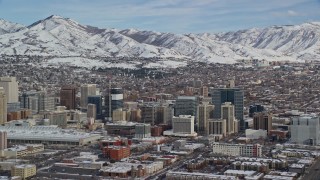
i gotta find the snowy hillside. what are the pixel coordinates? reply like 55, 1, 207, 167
0, 15, 319, 65
0, 19, 25, 35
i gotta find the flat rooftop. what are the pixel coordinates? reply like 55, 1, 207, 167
0, 125, 101, 142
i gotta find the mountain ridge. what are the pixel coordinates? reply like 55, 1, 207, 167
0, 15, 319, 63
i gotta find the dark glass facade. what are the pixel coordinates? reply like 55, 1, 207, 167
212, 88, 244, 130
88, 95, 103, 118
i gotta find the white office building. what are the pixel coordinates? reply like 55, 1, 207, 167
172, 115, 194, 134
291, 114, 320, 145
0, 77, 18, 103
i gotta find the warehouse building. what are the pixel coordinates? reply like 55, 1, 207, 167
0, 125, 101, 146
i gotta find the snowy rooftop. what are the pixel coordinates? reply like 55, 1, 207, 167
263, 175, 293, 180
166, 171, 236, 179
102, 162, 145, 173
268, 171, 298, 177
234, 157, 286, 163
14, 164, 36, 169
289, 163, 305, 169
224, 170, 257, 176
5, 144, 43, 152
0, 125, 101, 142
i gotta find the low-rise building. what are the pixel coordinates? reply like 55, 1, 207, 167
212, 143, 262, 157
0, 125, 101, 146
0, 144, 44, 158
11, 164, 36, 179
166, 171, 237, 180
102, 146, 130, 161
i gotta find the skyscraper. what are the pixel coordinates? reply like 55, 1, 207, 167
0, 77, 18, 103
38, 92, 55, 113
253, 112, 272, 133
88, 95, 102, 119
140, 102, 173, 125
0, 131, 7, 150
291, 115, 320, 145
200, 86, 209, 97
87, 104, 97, 119
212, 87, 244, 130
140, 103, 157, 125
20, 91, 39, 114
0, 88, 7, 125
197, 103, 214, 135
249, 104, 265, 117
174, 96, 197, 117
20, 91, 54, 114
60, 86, 76, 110
106, 88, 123, 121
80, 84, 96, 109
221, 102, 238, 135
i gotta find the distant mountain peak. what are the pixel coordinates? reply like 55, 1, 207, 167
0, 15, 319, 63
0, 18, 25, 35
46, 15, 64, 19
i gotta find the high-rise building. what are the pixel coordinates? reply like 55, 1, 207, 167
7, 102, 20, 113
140, 103, 156, 125
193, 79, 203, 88
140, 102, 173, 125
200, 86, 209, 97
80, 84, 96, 109
112, 108, 127, 122
38, 92, 55, 113
253, 112, 272, 133
88, 95, 103, 119
172, 115, 195, 134
0, 88, 7, 125
87, 104, 97, 119
208, 119, 226, 136
135, 124, 151, 139
130, 109, 141, 122
221, 102, 238, 135
174, 96, 197, 117
197, 103, 214, 135
20, 91, 39, 114
106, 88, 123, 121
249, 104, 265, 117
0, 77, 18, 103
291, 115, 320, 145
20, 91, 54, 114
212, 87, 244, 130
0, 131, 7, 150
60, 86, 76, 110
44, 110, 68, 128
156, 105, 173, 125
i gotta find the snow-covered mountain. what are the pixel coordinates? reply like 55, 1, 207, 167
0, 15, 319, 64
0, 19, 26, 35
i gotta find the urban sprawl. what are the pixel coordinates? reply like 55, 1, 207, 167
0, 56, 320, 180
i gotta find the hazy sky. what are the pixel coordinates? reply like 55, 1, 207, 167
0, 0, 319, 33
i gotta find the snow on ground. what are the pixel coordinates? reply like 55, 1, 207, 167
143, 60, 188, 68
42, 57, 138, 69
41, 57, 189, 69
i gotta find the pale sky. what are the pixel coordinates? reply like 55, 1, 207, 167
0, 0, 319, 33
